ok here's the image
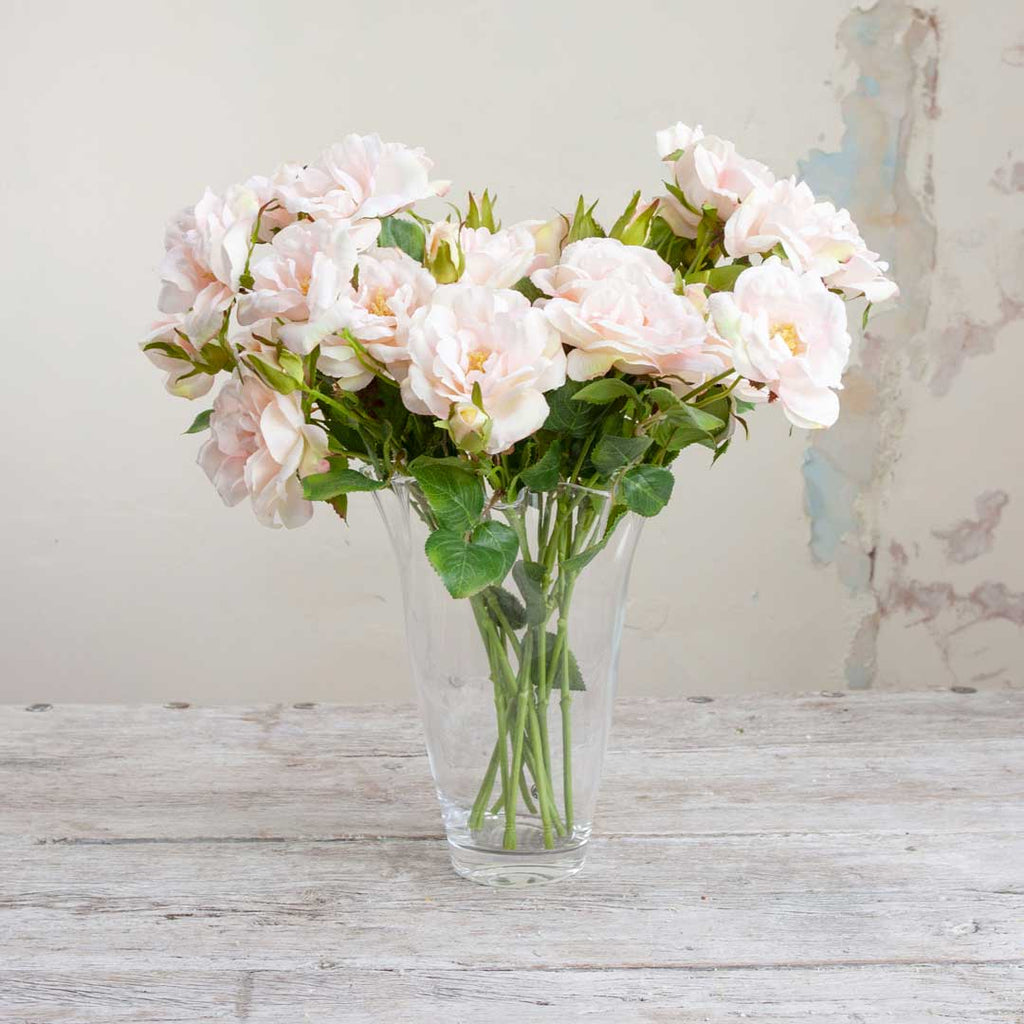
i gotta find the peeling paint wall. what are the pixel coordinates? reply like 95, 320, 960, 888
0, 0, 1021, 702
792, 1, 1024, 691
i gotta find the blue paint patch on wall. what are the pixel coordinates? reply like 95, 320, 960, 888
802, 447, 859, 565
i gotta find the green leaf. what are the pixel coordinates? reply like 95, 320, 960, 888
511, 276, 545, 303
645, 386, 680, 411
471, 520, 519, 582
183, 408, 213, 434
735, 399, 757, 414
609, 190, 641, 240
620, 465, 674, 517
571, 378, 639, 404
377, 216, 426, 262
520, 440, 562, 492
862, 301, 873, 331
245, 354, 301, 395
542, 381, 605, 437
425, 528, 508, 599
651, 404, 724, 451
301, 467, 386, 501
686, 263, 747, 293
278, 348, 305, 382
408, 456, 484, 533
512, 560, 547, 626
485, 586, 527, 630
565, 195, 605, 244
591, 435, 652, 476
143, 340, 191, 362
532, 632, 585, 692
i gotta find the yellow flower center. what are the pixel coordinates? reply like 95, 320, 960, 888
773, 322, 803, 355
297, 273, 311, 296
466, 349, 489, 373
367, 289, 393, 317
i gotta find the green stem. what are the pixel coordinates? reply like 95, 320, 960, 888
503, 633, 533, 850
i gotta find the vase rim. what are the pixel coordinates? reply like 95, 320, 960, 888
386, 473, 616, 507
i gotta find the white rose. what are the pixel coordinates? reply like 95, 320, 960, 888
659, 132, 775, 238
708, 257, 852, 429
402, 283, 566, 454
532, 237, 716, 383
724, 178, 898, 302
459, 224, 539, 289
198, 370, 328, 529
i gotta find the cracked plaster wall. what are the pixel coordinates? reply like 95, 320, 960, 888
0, 0, 1020, 701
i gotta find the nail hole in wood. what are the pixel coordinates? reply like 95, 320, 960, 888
293, 702, 317, 710
820, 691, 845, 698
165, 702, 190, 710
687, 696, 714, 704
950, 686, 977, 694
26, 703, 52, 712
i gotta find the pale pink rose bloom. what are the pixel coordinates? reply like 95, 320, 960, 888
460, 224, 538, 289
142, 283, 231, 399
708, 257, 851, 429
402, 284, 566, 454
158, 184, 261, 314
656, 122, 705, 159
198, 370, 328, 529
272, 134, 449, 235
345, 247, 437, 374
659, 131, 775, 238
724, 178, 899, 303
238, 220, 357, 327
532, 238, 713, 383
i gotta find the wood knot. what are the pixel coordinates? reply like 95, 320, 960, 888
950, 686, 977, 695
687, 696, 714, 704
26, 703, 52, 712
164, 702, 191, 709
293, 702, 317, 710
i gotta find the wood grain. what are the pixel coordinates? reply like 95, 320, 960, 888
1, 691, 1021, 1021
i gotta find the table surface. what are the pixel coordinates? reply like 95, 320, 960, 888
2, 690, 1022, 1023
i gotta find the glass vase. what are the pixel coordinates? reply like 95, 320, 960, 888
375, 479, 644, 887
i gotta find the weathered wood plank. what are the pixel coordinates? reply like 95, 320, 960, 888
1, 693, 1021, 1021
3, 964, 1023, 1023
3, 833, 1021, 971
3, 694, 1022, 840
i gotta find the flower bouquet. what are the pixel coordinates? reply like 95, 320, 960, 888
144, 125, 896, 885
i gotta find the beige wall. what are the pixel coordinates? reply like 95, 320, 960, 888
1, 0, 1021, 703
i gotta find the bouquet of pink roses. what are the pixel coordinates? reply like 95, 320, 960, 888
144, 125, 896, 884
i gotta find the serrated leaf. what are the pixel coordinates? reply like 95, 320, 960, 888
301, 467, 386, 501
532, 632, 585, 692
485, 585, 527, 631
520, 440, 562, 491
377, 216, 426, 262
645, 386, 680, 411
471, 520, 518, 582
425, 528, 507, 599
408, 456, 485, 533
542, 381, 606, 437
512, 560, 547, 626
570, 378, 638, 404
651, 403, 724, 451
183, 409, 213, 434
591, 434, 652, 476
620, 465, 674, 517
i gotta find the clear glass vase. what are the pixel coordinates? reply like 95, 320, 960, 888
376, 479, 644, 887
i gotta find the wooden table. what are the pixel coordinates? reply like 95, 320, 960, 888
2, 691, 1022, 1022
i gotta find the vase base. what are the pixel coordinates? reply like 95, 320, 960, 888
446, 821, 588, 887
